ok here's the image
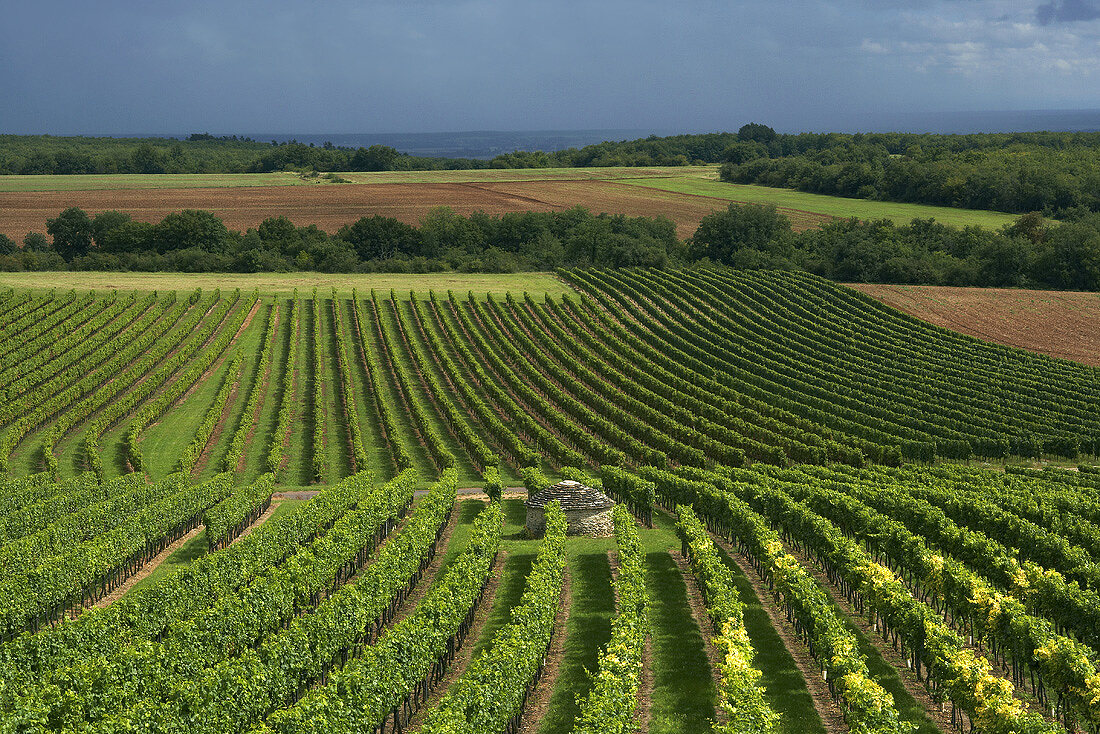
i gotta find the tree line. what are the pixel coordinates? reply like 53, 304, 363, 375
0, 206, 676, 273
3, 202, 1099, 291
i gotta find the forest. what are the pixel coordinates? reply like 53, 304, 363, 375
3, 203, 1100, 291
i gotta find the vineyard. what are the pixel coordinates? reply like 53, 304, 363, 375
2, 268, 1100, 734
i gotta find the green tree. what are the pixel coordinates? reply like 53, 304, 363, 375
336, 215, 421, 261
46, 207, 93, 260
154, 210, 231, 254
690, 203, 793, 265
91, 210, 133, 248
737, 122, 777, 143
130, 143, 165, 174
0, 233, 16, 256
22, 232, 52, 252
350, 145, 400, 172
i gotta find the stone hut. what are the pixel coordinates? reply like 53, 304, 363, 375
525, 480, 614, 538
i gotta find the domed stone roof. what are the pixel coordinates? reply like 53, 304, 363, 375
525, 480, 613, 511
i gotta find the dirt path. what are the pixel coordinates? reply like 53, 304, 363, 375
516, 566, 573, 734
92, 526, 203, 608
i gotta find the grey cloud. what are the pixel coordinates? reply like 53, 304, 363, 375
1036, 0, 1100, 24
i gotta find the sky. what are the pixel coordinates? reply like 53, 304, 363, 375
1, 0, 1100, 136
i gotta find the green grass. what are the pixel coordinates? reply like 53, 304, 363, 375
318, 298, 354, 484
537, 547, 616, 734
621, 175, 1021, 229
0, 166, 701, 192
643, 514, 718, 734
0, 272, 575, 298
200, 303, 275, 480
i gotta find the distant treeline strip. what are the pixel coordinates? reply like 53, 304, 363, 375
6, 198, 1100, 291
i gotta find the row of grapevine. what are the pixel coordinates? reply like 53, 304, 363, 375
677, 505, 779, 734
636, 467, 912, 734
11, 469, 419, 727
740, 465, 1100, 730
0, 291, 191, 471
421, 500, 567, 734
267, 292, 300, 475
350, 292, 412, 471
389, 291, 497, 470
0, 472, 102, 543
0, 467, 380, 692
310, 288, 326, 483
177, 354, 244, 475
330, 290, 369, 470
446, 291, 619, 466
223, 302, 280, 472
0, 290, 94, 373
501, 294, 761, 467
468, 293, 662, 467
370, 290, 454, 470
203, 473, 275, 551
114, 290, 255, 476
533, 293, 812, 466
0, 473, 232, 640
260, 490, 499, 734
26, 471, 432, 730
709, 469, 1062, 734
572, 503, 649, 734
428, 292, 581, 468
409, 292, 535, 468
0, 292, 148, 416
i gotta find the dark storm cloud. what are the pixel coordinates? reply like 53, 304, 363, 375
0, 0, 1098, 135
1036, 0, 1100, 24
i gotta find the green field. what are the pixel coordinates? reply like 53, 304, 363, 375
622, 175, 1021, 229
0, 271, 575, 297
0, 166, 700, 192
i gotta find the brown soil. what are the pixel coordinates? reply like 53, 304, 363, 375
0, 179, 829, 243
516, 565, 573, 734
92, 526, 203, 608
849, 283, 1100, 365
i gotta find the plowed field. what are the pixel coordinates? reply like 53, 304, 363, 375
0, 178, 831, 241
850, 283, 1100, 365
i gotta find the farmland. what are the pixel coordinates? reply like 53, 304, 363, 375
1, 268, 1099, 734
848, 283, 1100, 365
0, 165, 1020, 242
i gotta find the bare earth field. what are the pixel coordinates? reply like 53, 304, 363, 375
850, 283, 1100, 365
0, 178, 827, 241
